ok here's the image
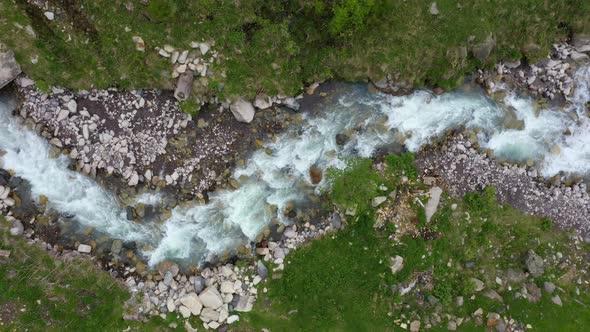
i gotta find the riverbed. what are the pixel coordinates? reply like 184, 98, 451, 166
1, 65, 589, 267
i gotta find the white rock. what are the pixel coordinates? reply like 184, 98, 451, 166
199, 307, 219, 322
166, 297, 175, 312
180, 293, 203, 315
56, 109, 69, 122
227, 315, 239, 324
198, 286, 223, 309
66, 100, 77, 113
82, 124, 89, 140
371, 196, 387, 207
254, 94, 273, 109
158, 49, 170, 58
77, 244, 92, 253
176, 64, 187, 73
171, 51, 179, 64
425, 186, 443, 222
220, 281, 235, 294
230, 100, 256, 123
44, 12, 54, 20
128, 172, 139, 186
199, 42, 210, 55
390, 255, 404, 274
253, 275, 262, 285
178, 50, 189, 64
179, 305, 191, 318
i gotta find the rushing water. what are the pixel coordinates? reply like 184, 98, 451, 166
1, 65, 589, 266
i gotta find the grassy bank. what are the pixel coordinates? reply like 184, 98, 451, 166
240, 155, 590, 331
0, 217, 187, 331
1, 0, 589, 99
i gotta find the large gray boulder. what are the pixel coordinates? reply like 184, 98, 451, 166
198, 286, 223, 309
230, 99, 255, 123
0, 51, 21, 90
524, 250, 544, 277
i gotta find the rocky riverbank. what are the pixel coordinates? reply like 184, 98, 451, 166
416, 132, 590, 242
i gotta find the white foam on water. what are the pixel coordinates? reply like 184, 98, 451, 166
0, 95, 151, 242
542, 66, 590, 176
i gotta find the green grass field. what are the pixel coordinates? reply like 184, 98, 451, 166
1, 0, 589, 99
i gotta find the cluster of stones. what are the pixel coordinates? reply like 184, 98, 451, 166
486, 39, 590, 100
155, 42, 215, 80
415, 133, 590, 242
0, 171, 15, 211
14, 77, 202, 188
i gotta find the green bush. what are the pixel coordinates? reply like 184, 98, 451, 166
385, 152, 418, 182
463, 186, 497, 218
327, 158, 381, 216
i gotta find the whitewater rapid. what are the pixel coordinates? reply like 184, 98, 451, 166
0, 65, 589, 266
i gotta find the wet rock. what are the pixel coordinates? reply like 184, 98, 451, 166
0, 51, 21, 89
158, 260, 180, 277
502, 107, 525, 130
230, 99, 255, 123
309, 166, 323, 184
524, 250, 544, 277
111, 239, 123, 255
0, 169, 11, 186
126, 206, 135, 221
335, 133, 349, 146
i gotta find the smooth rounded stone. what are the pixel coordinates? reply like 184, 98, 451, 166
180, 292, 203, 315
230, 99, 255, 123
227, 315, 239, 324
198, 286, 223, 309
9, 219, 24, 236
158, 260, 180, 277
471, 278, 485, 291
254, 94, 272, 110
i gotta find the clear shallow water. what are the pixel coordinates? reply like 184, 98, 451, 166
0, 65, 589, 266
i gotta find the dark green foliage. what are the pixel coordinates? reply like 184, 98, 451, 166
463, 186, 497, 218
386, 152, 418, 182
326, 158, 381, 216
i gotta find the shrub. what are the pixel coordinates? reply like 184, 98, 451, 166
327, 158, 381, 216
463, 186, 497, 218
385, 152, 418, 182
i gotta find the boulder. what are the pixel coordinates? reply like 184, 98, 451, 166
257, 260, 268, 280
0, 51, 21, 90
425, 186, 443, 222
194, 276, 206, 294
157, 260, 180, 277
254, 94, 272, 109
230, 99, 255, 123
227, 315, 239, 324
309, 166, 323, 184
174, 71, 194, 102
235, 295, 255, 312
180, 293, 203, 315
198, 286, 223, 309
390, 255, 404, 275
199, 307, 219, 322
524, 250, 544, 277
